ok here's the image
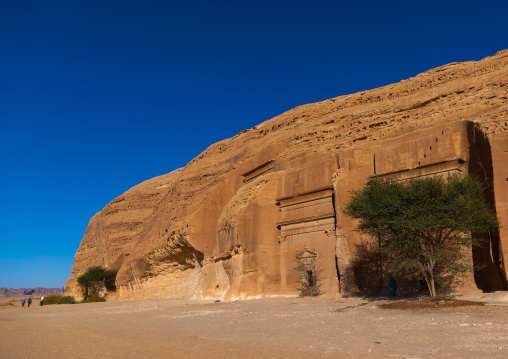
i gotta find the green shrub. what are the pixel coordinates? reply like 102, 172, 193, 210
43, 295, 62, 305
81, 294, 106, 303
295, 254, 323, 297
57, 296, 76, 304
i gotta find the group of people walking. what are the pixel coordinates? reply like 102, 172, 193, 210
20, 296, 44, 308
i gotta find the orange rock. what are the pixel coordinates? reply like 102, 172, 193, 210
66, 50, 508, 300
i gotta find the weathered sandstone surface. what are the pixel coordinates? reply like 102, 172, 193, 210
66, 50, 508, 300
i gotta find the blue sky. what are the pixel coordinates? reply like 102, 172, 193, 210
1, 0, 507, 289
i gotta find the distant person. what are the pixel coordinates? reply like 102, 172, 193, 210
40, 296, 44, 306
21, 297, 26, 308
389, 277, 398, 299
27, 298, 32, 307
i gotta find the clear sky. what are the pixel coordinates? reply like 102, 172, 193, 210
1, 0, 507, 289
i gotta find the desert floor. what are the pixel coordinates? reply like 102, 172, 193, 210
1, 295, 508, 359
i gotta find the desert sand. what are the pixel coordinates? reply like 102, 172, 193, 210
1, 296, 508, 358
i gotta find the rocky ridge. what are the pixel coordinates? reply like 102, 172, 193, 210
0, 287, 64, 297
66, 50, 508, 300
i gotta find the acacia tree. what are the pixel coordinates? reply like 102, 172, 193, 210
77, 266, 117, 299
344, 175, 499, 298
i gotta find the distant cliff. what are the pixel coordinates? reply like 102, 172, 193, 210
0, 287, 64, 297
66, 50, 508, 300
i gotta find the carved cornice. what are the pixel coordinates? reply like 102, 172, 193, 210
242, 160, 274, 183
276, 213, 335, 229
370, 157, 466, 180
276, 187, 333, 207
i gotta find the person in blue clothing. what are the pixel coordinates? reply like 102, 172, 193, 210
27, 298, 32, 307
389, 277, 398, 298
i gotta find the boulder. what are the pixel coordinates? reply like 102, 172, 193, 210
66, 50, 508, 300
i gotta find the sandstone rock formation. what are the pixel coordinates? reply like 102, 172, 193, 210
66, 50, 508, 300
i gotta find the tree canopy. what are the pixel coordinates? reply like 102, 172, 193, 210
344, 174, 499, 297
77, 266, 117, 299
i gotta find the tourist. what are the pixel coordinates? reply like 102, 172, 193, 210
40, 295, 44, 306
21, 297, 25, 308
389, 277, 398, 299
27, 298, 32, 307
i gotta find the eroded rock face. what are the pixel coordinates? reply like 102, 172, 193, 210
66, 50, 508, 300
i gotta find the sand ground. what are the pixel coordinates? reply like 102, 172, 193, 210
1, 295, 507, 359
